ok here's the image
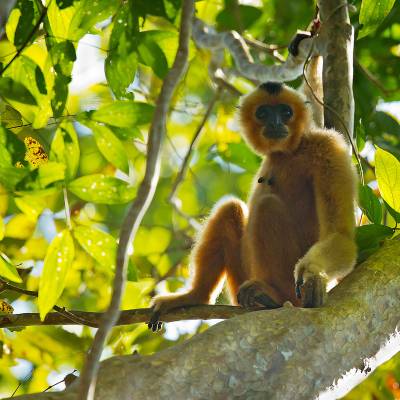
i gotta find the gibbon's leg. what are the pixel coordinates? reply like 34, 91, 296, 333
148, 198, 247, 331
237, 194, 304, 308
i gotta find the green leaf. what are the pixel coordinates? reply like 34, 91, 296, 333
38, 229, 75, 320
358, 184, 382, 224
383, 200, 400, 223
38, 161, 65, 187
46, 41, 76, 117
105, 1, 138, 99
375, 147, 400, 213
0, 253, 22, 283
81, 121, 129, 173
90, 101, 154, 128
0, 77, 37, 105
56, 0, 74, 9
216, 4, 262, 31
0, 145, 12, 167
0, 167, 29, 189
68, 174, 136, 204
50, 121, 80, 181
138, 37, 168, 79
134, 0, 179, 22
355, 224, 393, 262
34, 64, 47, 95
73, 225, 117, 269
359, 0, 396, 38
6, 0, 41, 47
75, 0, 119, 33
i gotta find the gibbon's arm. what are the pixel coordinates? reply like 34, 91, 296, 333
294, 131, 357, 307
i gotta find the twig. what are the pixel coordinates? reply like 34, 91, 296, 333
77, 2, 195, 399
0, 305, 263, 329
0, 5, 48, 76
0, 279, 98, 327
192, 17, 316, 82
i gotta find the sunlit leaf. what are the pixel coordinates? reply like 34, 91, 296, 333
73, 225, 117, 269
358, 184, 382, 225
359, 0, 396, 38
375, 147, 400, 213
68, 174, 136, 204
38, 230, 75, 320
138, 37, 168, 79
38, 161, 65, 187
89, 101, 154, 128
81, 120, 129, 173
0, 167, 29, 189
6, 0, 41, 47
0, 77, 37, 105
0, 253, 22, 283
50, 121, 80, 181
105, 1, 138, 99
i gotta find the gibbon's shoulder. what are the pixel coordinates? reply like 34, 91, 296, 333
299, 128, 349, 160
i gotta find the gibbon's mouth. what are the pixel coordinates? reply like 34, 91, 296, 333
262, 127, 289, 139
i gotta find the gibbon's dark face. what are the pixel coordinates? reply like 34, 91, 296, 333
239, 82, 311, 154
254, 103, 293, 139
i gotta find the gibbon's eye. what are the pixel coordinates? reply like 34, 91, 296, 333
255, 104, 271, 121
277, 104, 293, 121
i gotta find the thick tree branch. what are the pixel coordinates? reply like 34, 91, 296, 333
7, 239, 400, 400
192, 17, 315, 82
77, 2, 194, 399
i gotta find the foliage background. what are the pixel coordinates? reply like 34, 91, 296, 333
0, 0, 399, 397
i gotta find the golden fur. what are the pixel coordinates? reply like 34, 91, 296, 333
149, 84, 357, 320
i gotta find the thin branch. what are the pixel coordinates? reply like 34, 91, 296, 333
192, 17, 316, 82
0, 279, 98, 327
0, 305, 262, 329
77, 2, 195, 399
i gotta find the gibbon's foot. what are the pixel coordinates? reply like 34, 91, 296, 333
237, 280, 281, 309
147, 293, 203, 332
147, 311, 163, 332
295, 271, 327, 308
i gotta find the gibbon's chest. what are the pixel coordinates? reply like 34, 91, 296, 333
253, 153, 316, 218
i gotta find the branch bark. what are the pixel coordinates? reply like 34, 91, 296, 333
192, 17, 315, 82
7, 238, 400, 400
318, 0, 354, 137
77, 2, 194, 399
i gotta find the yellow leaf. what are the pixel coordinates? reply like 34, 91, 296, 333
0, 253, 22, 283
5, 214, 35, 239
38, 230, 75, 320
375, 147, 400, 212
0, 300, 13, 314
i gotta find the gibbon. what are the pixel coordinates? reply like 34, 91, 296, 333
148, 81, 357, 331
